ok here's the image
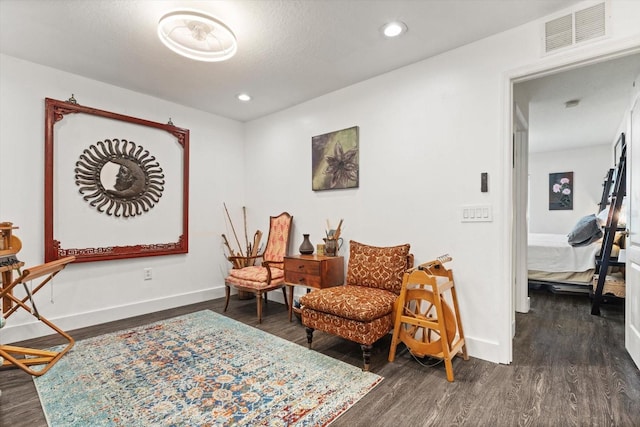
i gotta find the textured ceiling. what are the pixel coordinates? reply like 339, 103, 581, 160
516, 53, 640, 153
0, 0, 584, 123
3, 0, 636, 153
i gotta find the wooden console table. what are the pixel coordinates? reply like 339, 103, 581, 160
284, 255, 344, 321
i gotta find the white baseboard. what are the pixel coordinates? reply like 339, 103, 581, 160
1, 287, 226, 344
2, 286, 508, 366
464, 335, 506, 364
279, 291, 506, 364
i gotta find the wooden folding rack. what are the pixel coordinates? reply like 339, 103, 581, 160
1, 222, 76, 376
388, 255, 468, 382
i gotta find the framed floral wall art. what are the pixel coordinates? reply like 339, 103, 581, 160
311, 126, 359, 191
549, 171, 573, 210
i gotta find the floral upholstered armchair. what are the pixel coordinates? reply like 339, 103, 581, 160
224, 212, 293, 323
300, 240, 413, 371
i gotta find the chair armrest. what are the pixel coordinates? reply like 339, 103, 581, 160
407, 254, 415, 270
262, 260, 284, 283
262, 260, 283, 269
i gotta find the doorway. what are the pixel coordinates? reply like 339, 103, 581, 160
509, 49, 640, 354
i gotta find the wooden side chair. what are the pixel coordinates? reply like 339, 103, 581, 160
300, 240, 413, 371
224, 212, 293, 323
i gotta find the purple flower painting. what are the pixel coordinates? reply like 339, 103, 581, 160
549, 171, 573, 210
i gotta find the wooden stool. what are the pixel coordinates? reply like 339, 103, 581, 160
388, 255, 468, 382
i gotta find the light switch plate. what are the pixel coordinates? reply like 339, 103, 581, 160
461, 204, 493, 222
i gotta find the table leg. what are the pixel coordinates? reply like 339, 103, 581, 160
288, 285, 294, 322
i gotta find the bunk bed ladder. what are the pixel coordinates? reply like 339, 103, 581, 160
598, 168, 614, 213
592, 134, 626, 315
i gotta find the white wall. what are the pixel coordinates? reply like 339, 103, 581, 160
0, 54, 245, 342
1, 0, 639, 365
243, 1, 640, 363
529, 145, 613, 234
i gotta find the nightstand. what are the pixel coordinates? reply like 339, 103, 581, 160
284, 255, 344, 321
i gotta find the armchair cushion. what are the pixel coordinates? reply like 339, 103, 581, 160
227, 266, 284, 284
346, 241, 411, 294
262, 215, 292, 262
300, 285, 397, 322
302, 310, 394, 346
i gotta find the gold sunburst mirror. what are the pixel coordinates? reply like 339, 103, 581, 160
75, 139, 165, 217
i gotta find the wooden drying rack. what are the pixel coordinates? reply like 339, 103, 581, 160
1, 222, 76, 376
388, 254, 468, 382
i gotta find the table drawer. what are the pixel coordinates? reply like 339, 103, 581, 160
284, 271, 322, 288
285, 258, 320, 275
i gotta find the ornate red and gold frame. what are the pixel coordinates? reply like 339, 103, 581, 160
44, 97, 189, 263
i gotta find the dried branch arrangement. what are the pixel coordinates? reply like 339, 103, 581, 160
325, 218, 343, 240
222, 203, 262, 268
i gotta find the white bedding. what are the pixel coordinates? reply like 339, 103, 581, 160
528, 233, 600, 273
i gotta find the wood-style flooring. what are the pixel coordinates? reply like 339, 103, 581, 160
1, 289, 639, 426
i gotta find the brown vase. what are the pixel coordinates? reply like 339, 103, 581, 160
299, 234, 314, 254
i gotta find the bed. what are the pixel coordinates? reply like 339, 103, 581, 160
528, 233, 601, 292
527, 208, 627, 292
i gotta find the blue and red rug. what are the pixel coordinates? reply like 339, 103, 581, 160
33, 310, 381, 426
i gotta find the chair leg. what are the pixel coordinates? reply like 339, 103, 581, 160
224, 285, 230, 312
281, 287, 289, 310
361, 344, 372, 372
257, 293, 263, 323
305, 327, 314, 349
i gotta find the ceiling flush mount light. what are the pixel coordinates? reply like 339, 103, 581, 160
157, 10, 237, 62
382, 21, 408, 38
237, 93, 252, 102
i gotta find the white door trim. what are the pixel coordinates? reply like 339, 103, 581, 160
502, 36, 640, 363
626, 95, 640, 369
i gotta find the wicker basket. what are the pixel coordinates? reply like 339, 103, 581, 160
592, 273, 625, 298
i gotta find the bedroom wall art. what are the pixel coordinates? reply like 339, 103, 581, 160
548, 171, 573, 210
312, 126, 359, 191
44, 97, 190, 263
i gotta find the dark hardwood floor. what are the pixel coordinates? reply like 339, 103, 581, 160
2, 289, 639, 426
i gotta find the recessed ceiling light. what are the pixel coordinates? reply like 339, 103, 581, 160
157, 10, 237, 62
237, 93, 252, 102
382, 21, 408, 38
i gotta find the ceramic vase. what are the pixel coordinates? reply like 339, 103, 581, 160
299, 234, 314, 254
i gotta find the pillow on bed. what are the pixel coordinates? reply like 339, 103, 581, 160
567, 214, 602, 247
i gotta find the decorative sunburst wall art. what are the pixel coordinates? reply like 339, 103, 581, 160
44, 97, 189, 263
75, 139, 165, 217
312, 126, 359, 191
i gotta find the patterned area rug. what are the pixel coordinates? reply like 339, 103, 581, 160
33, 310, 382, 426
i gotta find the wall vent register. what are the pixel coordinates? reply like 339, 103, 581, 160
543, 2, 606, 54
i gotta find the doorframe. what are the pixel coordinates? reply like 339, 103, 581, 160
626, 95, 640, 369
502, 37, 640, 361
513, 106, 529, 318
